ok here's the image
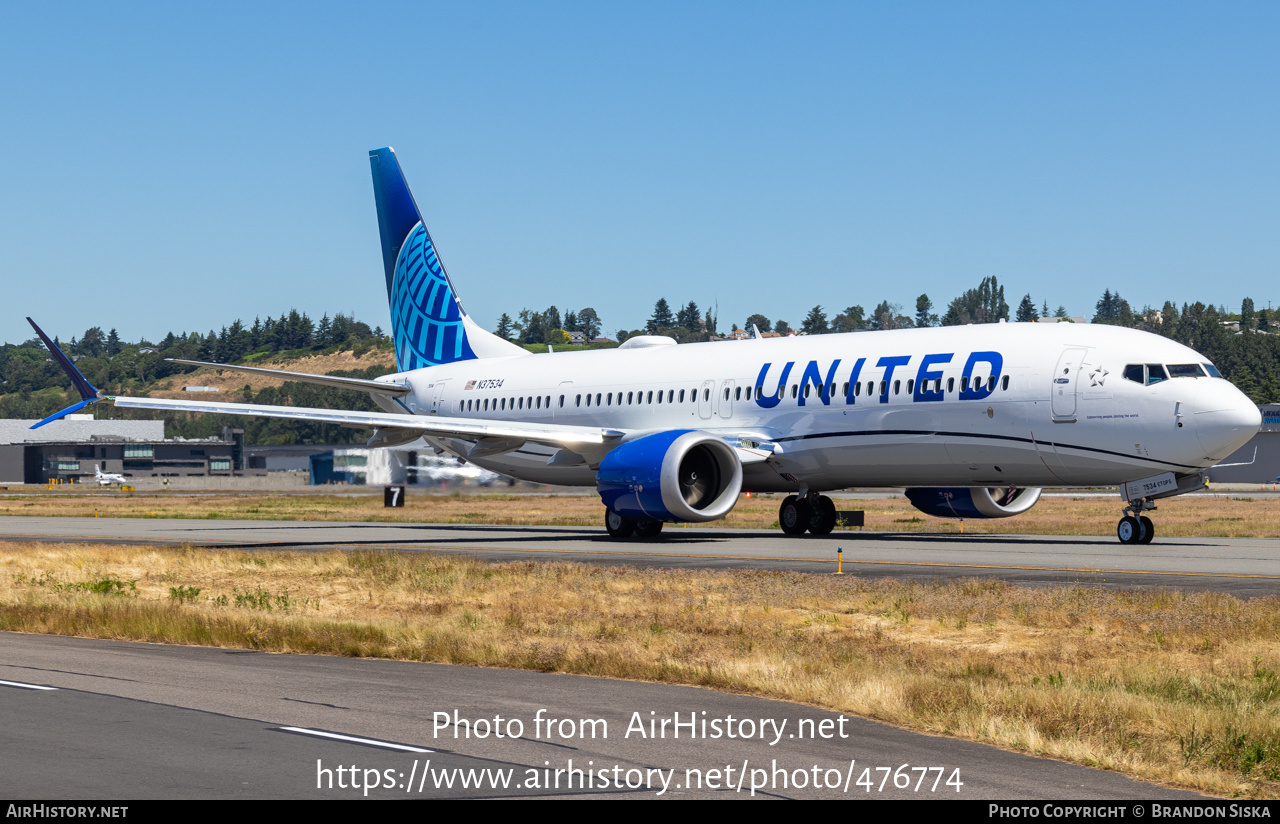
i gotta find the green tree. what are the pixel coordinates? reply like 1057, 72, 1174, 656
801, 305, 829, 335
1015, 294, 1038, 323
744, 314, 771, 333
831, 305, 865, 333
647, 298, 674, 334
578, 308, 601, 340
495, 313, 515, 341
941, 277, 1008, 326
915, 294, 937, 328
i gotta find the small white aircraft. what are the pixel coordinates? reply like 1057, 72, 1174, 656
94, 464, 127, 486
26, 148, 1261, 543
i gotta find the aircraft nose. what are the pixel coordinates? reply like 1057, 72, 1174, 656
1194, 380, 1261, 460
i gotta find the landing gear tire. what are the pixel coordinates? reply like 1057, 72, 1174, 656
1117, 516, 1142, 544
635, 520, 664, 539
1138, 516, 1155, 544
808, 495, 837, 536
779, 496, 810, 535
605, 509, 635, 539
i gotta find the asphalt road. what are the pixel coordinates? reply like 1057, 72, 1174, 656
4, 515, 1280, 596
0, 633, 1202, 800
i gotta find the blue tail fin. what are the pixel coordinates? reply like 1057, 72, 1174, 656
371, 147, 527, 372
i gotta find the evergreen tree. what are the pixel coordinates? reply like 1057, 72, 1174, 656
676, 301, 702, 335
647, 298, 675, 334
744, 314, 771, 333
774, 319, 792, 335
1041, 300, 1050, 318
801, 306, 829, 335
1093, 289, 1134, 326
941, 277, 1008, 325
495, 313, 514, 341
1016, 294, 1038, 323
1241, 298, 1255, 331
915, 294, 937, 328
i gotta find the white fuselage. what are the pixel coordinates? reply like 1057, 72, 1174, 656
372, 323, 1260, 492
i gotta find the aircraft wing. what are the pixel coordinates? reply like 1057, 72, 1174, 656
164, 359, 412, 397
109, 395, 623, 448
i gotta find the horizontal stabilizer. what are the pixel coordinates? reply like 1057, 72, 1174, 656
165, 359, 412, 396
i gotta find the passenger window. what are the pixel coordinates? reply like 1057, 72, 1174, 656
853, 382, 861, 397
559, 395, 565, 407
791, 385, 797, 398
705, 388, 711, 401
947, 377, 954, 393
906, 379, 914, 394
679, 389, 685, 403
987, 376, 995, 392
1146, 364, 1168, 385
893, 380, 900, 395
1001, 375, 1009, 391
627, 392, 633, 404
803, 384, 810, 398
647, 391, 652, 404
735, 387, 741, 401
879, 380, 887, 397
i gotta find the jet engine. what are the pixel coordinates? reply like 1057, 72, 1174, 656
904, 486, 1042, 519
596, 430, 743, 522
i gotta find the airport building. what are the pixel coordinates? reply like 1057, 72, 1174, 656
0, 415, 258, 484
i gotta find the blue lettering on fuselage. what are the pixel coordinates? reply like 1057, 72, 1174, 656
799, 359, 841, 406
754, 352, 1004, 408
753, 362, 794, 409
876, 356, 911, 404
913, 353, 953, 402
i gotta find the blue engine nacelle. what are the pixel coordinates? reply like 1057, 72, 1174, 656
597, 430, 743, 522
905, 486, 1042, 519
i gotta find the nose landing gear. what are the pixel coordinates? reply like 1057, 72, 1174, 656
1117, 501, 1156, 544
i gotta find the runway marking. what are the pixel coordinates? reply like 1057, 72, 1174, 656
0, 680, 58, 690
6, 529, 1280, 581
278, 726, 432, 753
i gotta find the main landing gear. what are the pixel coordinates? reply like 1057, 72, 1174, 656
779, 493, 837, 536
604, 509, 664, 539
1117, 499, 1156, 545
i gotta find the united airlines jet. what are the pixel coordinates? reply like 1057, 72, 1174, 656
27, 148, 1262, 544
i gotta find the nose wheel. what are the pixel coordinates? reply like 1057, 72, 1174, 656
1117, 503, 1156, 544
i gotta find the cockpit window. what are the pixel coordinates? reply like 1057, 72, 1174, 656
1203, 363, 1223, 378
1145, 364, 1168, 385
1123, 364, 1144, 384
1167, 364, 1206, 378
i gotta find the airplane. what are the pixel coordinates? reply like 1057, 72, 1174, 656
94, 464, 127, 486
25, 147, 1262, 544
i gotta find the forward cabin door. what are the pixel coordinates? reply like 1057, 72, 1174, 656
1051, 348, 1086, 421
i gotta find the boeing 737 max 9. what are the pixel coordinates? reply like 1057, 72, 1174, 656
26, 148, 1262, 544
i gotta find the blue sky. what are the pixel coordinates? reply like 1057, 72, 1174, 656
3, 1, 1277, 346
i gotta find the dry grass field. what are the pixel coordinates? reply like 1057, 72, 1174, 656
3, 488, 1280, 538
2, 541, 1279, 797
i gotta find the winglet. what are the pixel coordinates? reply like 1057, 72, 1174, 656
26, 318, 103, 429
